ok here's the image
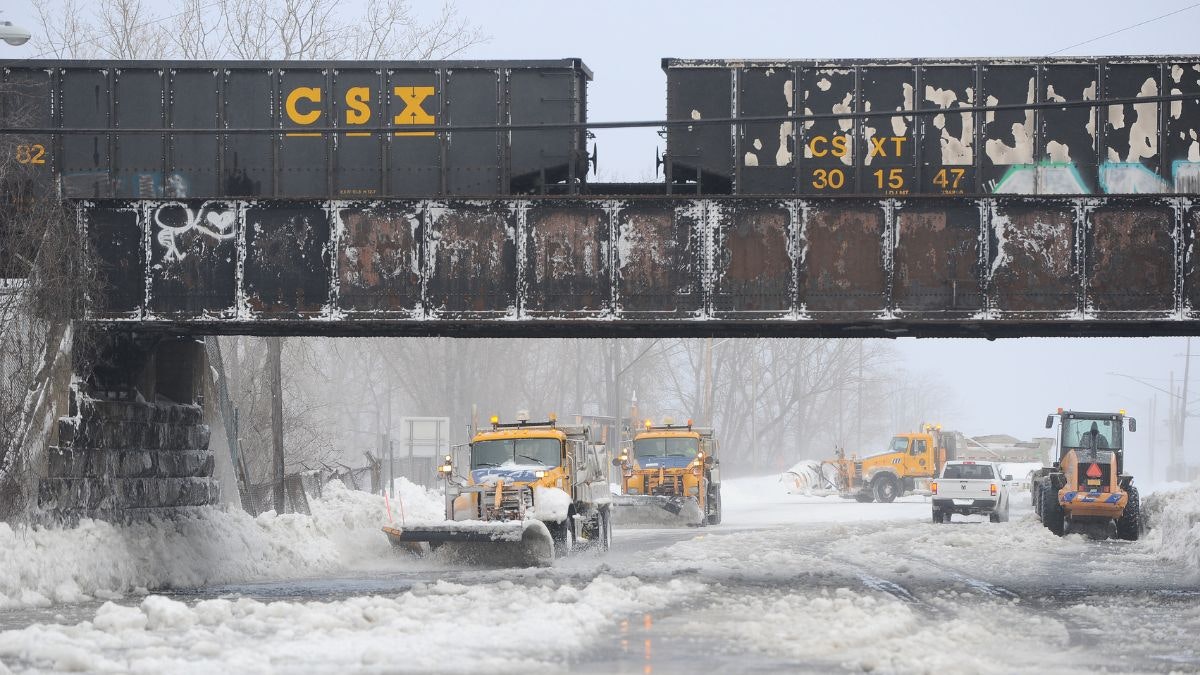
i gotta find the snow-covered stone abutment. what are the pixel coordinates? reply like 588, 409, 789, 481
37, 393, 219, 519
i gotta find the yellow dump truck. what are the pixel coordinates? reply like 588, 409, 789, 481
820, 425, 956, 502
1033, 409, 1140, 540
612, 419, 722, 527
383, 413, 612, 565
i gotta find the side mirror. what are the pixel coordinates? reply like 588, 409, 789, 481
1128, 417, 1137, 432
1003, 474, 1013, 482
1045, 415, 1054, 429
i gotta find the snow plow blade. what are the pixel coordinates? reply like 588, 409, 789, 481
611, 494, 705, 527
382, 520, 554, 567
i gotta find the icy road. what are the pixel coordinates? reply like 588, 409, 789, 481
0, 477, 1197, 674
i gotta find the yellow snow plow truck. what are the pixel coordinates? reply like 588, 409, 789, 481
1033, 409, 1140, 540
612, 419, 722, 527
820, 425, 956, 502
382, 413, 612, 565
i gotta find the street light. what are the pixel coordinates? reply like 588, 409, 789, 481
0, 21, 31, 47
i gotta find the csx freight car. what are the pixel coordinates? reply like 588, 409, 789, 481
663, 57, 1200, 196
0, 59, 591, 199
2, 55, 1199, 198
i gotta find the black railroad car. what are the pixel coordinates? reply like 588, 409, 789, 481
0, 59, 591, 199
663, 57, 1200, 196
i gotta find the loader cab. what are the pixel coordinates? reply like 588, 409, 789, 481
1045, 409, 1135, 473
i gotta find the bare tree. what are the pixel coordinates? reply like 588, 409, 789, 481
0, 83, 99, 514
37, 0, 488, 61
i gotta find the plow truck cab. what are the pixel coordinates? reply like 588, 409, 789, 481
1033, 409, 1140, 540
822, 425, 956, 503
382, 413, 612, 565
612, 419, 722, 527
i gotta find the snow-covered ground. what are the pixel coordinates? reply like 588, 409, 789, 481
0, 475, 1196, 673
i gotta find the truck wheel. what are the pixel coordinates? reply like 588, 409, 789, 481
873, 476, 898, 503
552, 514, 575, 558
932, 509, 943, 524
1116, 487, 1141, 541
989, 511, 1000, 523
706, 488, 722, 525
598, 507, 612, 552
1041, 483, 1065, 536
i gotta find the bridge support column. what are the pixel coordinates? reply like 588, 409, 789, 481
37, 332, 222, 521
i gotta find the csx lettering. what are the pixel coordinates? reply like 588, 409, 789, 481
283, 86, 436, 135
868, 136, 908, 158
808, 135, 848, 158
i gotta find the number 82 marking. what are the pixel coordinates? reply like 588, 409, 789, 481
15, 144, 46, 164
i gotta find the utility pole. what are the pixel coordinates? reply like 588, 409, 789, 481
1148, 395, 1156, 484
856, 340, 864, 451
269, 336, 284, 514
1178, 337, 1191, 476
608, 338, 620, 447
704, 337, 714, 426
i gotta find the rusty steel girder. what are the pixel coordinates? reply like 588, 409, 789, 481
81, 196, 1200, 338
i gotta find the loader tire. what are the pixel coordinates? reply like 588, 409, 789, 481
1041, 483, 1065, 536
873, 475, 899, 503
1117, 486, 1141, 541
706, 487, 722, 525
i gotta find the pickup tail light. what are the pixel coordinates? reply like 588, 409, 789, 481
930, 481, 938, 495
989, 483, 997, 496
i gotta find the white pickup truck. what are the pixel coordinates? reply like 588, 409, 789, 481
932, 460, 1011, 523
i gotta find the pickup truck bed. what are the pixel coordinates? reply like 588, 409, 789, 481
932, 461, 1010, 523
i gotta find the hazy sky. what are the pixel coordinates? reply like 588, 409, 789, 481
2, 0, 1198, 479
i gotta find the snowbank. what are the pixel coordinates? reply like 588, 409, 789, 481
0, 575, 703, 673
0, 480, 428, 609
1144, 482, 1200, 572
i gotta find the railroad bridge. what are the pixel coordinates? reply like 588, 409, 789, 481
84, 194, 1198, 339
3, 55, 1199, 520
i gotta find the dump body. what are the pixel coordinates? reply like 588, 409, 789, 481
663, 56, 1200, 196
1, 59, 590, 199
614, 423, 722, 526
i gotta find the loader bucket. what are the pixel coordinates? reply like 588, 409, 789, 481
382, 519, 555, 567
611, 494, 705, 527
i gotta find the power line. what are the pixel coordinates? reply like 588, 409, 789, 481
0, 90, 1195, 136
1049, 2, 1200, 55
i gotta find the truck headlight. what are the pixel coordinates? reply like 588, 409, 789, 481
535, 470, 546, 478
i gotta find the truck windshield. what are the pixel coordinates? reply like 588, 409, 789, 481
470, 438, 561, 468
942, 464, 995, 479
889, 437, 909, 452
634, 437, 699, 459
1062, 418, 1121, 450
